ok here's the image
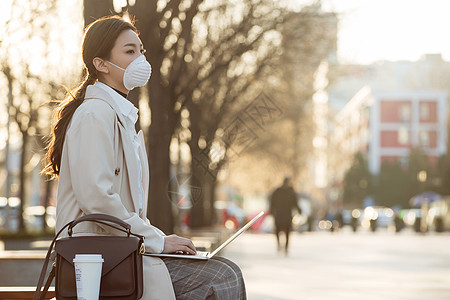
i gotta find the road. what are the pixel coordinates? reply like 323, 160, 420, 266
224, 229, 450, 300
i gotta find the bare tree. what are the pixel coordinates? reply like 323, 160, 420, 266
183, 1, 293, 226
187, 4, 337, 221
1, 0, 68, 232
248, 6, 337, 185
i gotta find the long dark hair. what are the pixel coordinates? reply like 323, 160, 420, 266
43, 15, 137, 178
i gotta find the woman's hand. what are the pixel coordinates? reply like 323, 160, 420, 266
162, 234, 197, 255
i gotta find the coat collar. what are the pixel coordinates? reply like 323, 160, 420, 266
94, 82, 139, 125
85, 84, 128, 127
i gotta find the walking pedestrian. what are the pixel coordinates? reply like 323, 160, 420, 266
269, 177, 301, 254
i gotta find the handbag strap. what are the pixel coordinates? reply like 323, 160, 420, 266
41, 263, 56, 299
67, 214, 131, 236
33, 221, 70, 300
33, 213, 144, 300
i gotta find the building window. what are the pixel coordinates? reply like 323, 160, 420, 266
400, 104, 411, 122
399, 156, 409, 168
398, 127, 409, 145
420, 103, 430, 120
419, 130, 430, 147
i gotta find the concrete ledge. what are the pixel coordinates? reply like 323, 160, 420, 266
0, 251, 50, 286
0, 250, 47, 259
0, 286, 55, 299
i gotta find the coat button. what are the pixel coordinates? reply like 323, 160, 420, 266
115, 168, 120, 175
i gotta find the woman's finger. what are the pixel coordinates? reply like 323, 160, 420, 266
187, 240, 196, 253
179, 238, 196, 254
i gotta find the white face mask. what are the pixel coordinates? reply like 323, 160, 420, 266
107, 55, 152, 90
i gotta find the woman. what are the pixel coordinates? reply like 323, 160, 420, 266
43, 15, 246, 300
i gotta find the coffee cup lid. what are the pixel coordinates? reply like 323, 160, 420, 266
73, 254, 104, 263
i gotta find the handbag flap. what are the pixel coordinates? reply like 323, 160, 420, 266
55, 236, 140, 276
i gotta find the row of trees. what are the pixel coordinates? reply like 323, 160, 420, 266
1, 0, 336, 234
342, 149, 450, 209
1, 0, 78, 232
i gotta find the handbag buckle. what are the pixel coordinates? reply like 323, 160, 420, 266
139, 237, 145, 254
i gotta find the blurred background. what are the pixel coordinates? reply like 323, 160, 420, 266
1, 0, 449, 236
0, 0, 450, 298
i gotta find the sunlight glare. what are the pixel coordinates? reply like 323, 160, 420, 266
0, 0, 12, 23
322, 0, 450, 63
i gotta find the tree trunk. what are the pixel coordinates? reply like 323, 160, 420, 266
83, 0, 114, 26
187, 101, 207, 228
292, 113, 301, 182
18, 132, 28, 232
205, 175, 216, 226
41, 177, 52, 232
188, 132, 219, 227
147, 82, 174, 233
190, 162, 205, 228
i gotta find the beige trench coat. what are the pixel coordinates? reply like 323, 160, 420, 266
55, 84, 176, 300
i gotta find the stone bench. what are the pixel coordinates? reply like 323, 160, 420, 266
0, 231, 228, 299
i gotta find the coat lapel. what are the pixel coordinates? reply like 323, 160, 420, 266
137, 130, 149, 215
85, 85, 141, 214
117, 123, 142, 214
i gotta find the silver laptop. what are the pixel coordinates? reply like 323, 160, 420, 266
145, 211, 264, 260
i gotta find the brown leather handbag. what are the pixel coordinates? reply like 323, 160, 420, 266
33, 214, 145, 300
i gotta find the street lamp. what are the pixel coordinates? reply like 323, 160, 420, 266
417, 170, 427, 183
416, 170, 428, 233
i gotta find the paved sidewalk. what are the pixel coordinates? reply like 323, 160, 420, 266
224, 230, 450, 300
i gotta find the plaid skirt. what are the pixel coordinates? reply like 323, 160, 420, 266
162, 256, 247, 300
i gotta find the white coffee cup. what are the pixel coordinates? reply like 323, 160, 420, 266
73, 254, 104, 300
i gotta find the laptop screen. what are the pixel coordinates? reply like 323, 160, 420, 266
210, 211, 265, 257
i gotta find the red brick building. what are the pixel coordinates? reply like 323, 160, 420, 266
369, 89, 447, 173
329, 87, 448, 183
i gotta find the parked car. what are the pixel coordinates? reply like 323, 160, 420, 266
360, 206, 394, 231
427, 197, 450, 232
